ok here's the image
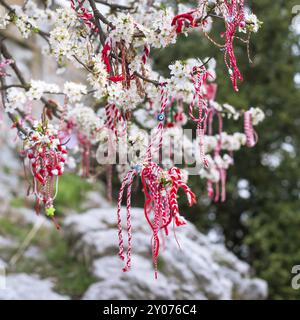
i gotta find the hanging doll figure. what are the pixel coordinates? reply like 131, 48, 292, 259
22, 112, 67, 228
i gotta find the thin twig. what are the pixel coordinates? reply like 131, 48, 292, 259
0, 0, 11, 12
0, 84, 28, 90
88, 0, 114, 28
0, 0, 50, 40
134, 71, 160, 87
87, 0, 110, 46
0, 39, 28, 86
73, 55, 93, 72
94, 0, 133, 10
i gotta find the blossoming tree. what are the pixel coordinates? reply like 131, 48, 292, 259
0, 0, 264, 276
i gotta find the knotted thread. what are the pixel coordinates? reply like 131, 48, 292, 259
244, 110, 258, 147
141, 164, 196, 278
207, 108, 227, 202
189, 66, 211, 168
223, 0, 245, 92
105, 104, 127, 138
70, 0, 99, 32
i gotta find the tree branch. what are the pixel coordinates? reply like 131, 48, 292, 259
134, 71, 160, 87
0, 0, 50, 40
73, 55, 93, 73
0, 0, 11, 12
87, 0, 111, 46
0, 40, 27, 86
94, 0, 133, 10
0, 84, 28, 90
88, 0, 114, 29
0, 77, 28, 136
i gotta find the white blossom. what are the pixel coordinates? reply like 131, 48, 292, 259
249, 107, 265, 125
107, 82, 143, 111
63, 82, 87, 102
0, 1, 263, 189
110, 13, 135, 47
15, 14, 36, 39
147, 8, 177, 48
55, 8, 77, 27
244, 13, 262, 33
49, 26, 72, 59
68, 104, 104, 141
27, 80, 60, 100
87, 56, 108, 99
5, 88, 27, 113
0, 13, 10, 29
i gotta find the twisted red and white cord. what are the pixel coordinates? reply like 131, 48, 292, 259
144, 83, 168, 162
207, 108, 227, 202
105, 104, 127, 138
116, 169, 137, 271
140, 164, 196, 277
244, 110, 258, 147
102, 38, 112, 73
141, 163, 162, 278
115, 84, 198, 277
168, 167, 196, 226
189, 66, 210, 168
171, 10, 198, 33
141, 44, 150, 65
70, 0, 99, 32
223, 0, 245, 92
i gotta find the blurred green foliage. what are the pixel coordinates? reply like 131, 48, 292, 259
150, 0, 300, 299
0, 217, 31, 240
54, 173, 93, 213
0, 216, 95, 299
43, 231, 96, 298
1, 172, 97, 298
10, 197, 26, 209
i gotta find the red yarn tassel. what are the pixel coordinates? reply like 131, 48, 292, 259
189, 66, 211, 168
116, 170, 137, 271
102, 39, 112, 73
244, 110, 258, 147
171, 11, 198, 33
223, 0, 245, 91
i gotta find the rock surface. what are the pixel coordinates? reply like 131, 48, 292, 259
0, 236, 17, 248
0, 273, 69, 300
64, 207, 268, 300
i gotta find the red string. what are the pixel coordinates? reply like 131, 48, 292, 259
207, 107, 228, 202
140, 164, 196, 277
189, 66, 211, 168
102, 39, 112, 73
141, 45, 150, 65
70, 0, 99, 32
171, 10, 198, 33
223, 0, 245, 92
105, 104, 126, 138
116, 170, 137, 270
244, 110, 258, 147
